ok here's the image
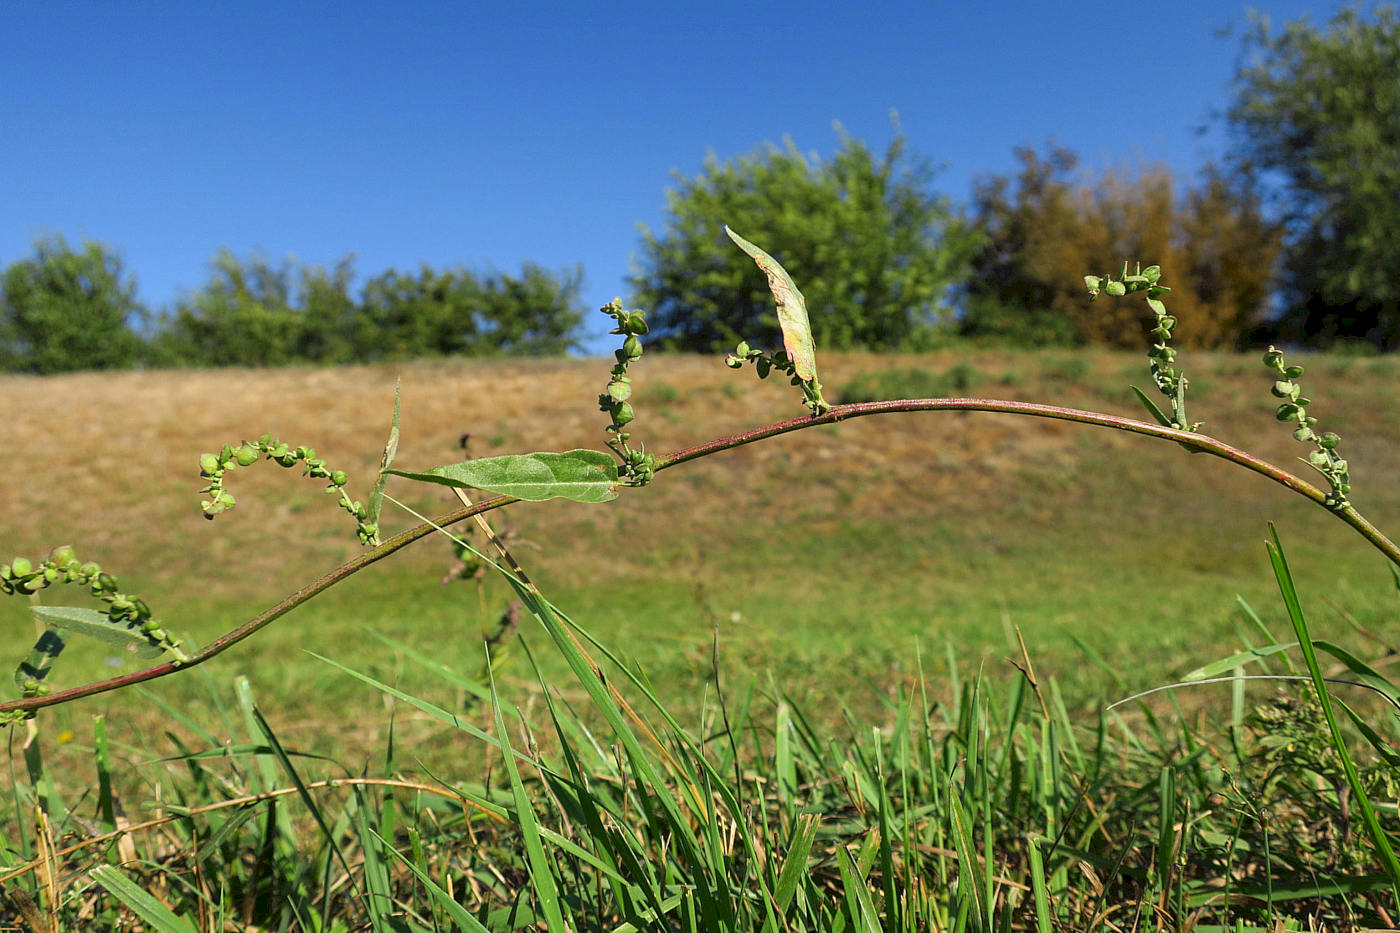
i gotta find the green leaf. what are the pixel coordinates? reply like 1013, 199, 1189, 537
90, 864, 198, 933
1129, 385, 1174, 428
386, 449, 620, 503
1182, 642, 1297, 680
367, 378, 401, 531
31, 606, 165, 658
724, 226, 818, 383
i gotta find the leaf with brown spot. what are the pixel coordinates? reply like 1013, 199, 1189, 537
725, 226, 818, 383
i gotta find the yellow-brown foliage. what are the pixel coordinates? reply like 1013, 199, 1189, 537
970, 147, 1283, 348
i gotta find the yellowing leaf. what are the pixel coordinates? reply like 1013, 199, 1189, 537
725, 226, 818, 382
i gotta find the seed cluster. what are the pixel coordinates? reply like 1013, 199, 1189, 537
199, 435, 377, 545
598, 298, 656, 485
1086, 263, 1200, 432
1264, 346, 1351, 505
725, 341, 831, 415
0, 545, 183, 691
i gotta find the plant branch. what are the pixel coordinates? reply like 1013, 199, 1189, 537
4, 396, 1397, 717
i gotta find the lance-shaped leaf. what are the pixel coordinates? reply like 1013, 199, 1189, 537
386, 449, 619, 504
725, 226, 818, 383
31, 606, 168, 658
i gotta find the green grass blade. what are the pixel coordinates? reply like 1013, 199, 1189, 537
773, 813, 819, 912
1266, 525, 1400, 904
370, 828, 492, 933
487, 662, 567, 931
90, 864, 198, 933
836, 844, 881, 933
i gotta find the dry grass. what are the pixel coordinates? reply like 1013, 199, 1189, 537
2, 349, 1399, 762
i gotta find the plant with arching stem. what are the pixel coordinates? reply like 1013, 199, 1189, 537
3, 227, 1400, 924
2, 230, 1398, 721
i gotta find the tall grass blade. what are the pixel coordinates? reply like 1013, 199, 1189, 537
487, 662, 567, 932
1266, 524, 1400, 906
90, 864, 198, 933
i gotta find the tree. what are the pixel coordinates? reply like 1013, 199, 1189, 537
1227, 3, 1400, 348
152, 250, 312, 367
964, 147, 1282, 349
0, 236, 145, 373
630, 128, 981, 352
154, 252, 583, 366
358, 263, 582, 360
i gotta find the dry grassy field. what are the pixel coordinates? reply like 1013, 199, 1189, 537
3, 349, 1399, 760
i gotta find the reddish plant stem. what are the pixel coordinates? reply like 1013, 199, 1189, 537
3, 397, 1396, 716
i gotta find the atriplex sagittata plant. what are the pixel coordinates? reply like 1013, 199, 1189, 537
3, 228, 1400, 926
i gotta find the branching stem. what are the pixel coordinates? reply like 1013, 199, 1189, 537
4, 396, 1397, 716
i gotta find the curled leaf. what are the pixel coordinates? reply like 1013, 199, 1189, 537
725, 226, 818, 383
366, 378, 402, 535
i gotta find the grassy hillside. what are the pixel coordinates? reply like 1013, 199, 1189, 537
2, 349, 1399, 764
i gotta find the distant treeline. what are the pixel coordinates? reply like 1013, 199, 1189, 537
0, 243, 583, 373
4, 5, 1396, 373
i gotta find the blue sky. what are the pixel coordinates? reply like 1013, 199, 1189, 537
3, 1, 1342, 351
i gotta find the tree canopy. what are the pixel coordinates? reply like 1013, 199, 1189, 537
964, 147, 1282, 349
1228, 3, 1400, 348
148, 252, 584, 368
630, 128, 981, 352
0, 237, 145, 374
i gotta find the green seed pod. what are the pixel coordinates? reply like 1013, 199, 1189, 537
1309, 450, 1331, 467
734, 340, 751, 357
1262, 348, 1284, 366
1083, 275, 1101, 293
1283, 365, 1304, 379
623, 335, 643, 360
233, 445, 258, 466
133, 599, 151, 620
10, 557, 32, 577
48, 545, 77, 568
1319, 432, 1341, 450
1271, 381, 1294, 398
724, 355, 744, 369
360, 522, 378, 538
1332, 459, 1348, 473
1293, 427, 1314, 441
331, 470, 349, 486
626, 311, 649, 334
219, 491, 236, 508
80, 561, 101, 577
1276, 403, 1298, 421
607, 380, 631, 402
613, 402, 636, 426
199, 453, 221, 476
96, 572, 117, 592
43, 567, 59, 583
1104, 280, 1127, 297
